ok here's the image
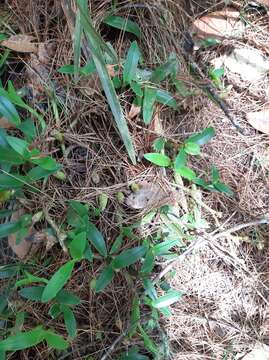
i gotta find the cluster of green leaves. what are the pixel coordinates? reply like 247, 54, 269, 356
144, 127, 234, 196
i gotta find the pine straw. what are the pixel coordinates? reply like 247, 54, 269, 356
1, 0, 269, 359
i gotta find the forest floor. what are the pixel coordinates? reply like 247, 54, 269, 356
0, 1, 268, 359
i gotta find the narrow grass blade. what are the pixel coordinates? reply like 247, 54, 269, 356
143, 87, 157, 125
123, 41, 140, 85
77, 1, 136, 164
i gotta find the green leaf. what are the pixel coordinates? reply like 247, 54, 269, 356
87, 222, 107, 257
0, 222, 20, 239
0, 95, 20, 126
5, 136, 29, 158
209, 67, 224, 81
78, 2, 136, 164
49, 304, 62, 319
69, 231, 87, 260
123, 41, 141, 85
73, 3, 83, 80
175, 166, 196, 181
138, 324, 158, 355
15, 271, 48, 287
155, 89, 178, 110
111, 246, 146, 269
184, 142, 200, 155
152, 138, 166, 152
18, 119, 37, 142
18, 286, 45, 301
173, 78, 191, 97
0, 264, 20, 279
95, 265, 114, 293
174, 148, 186, 170
144, 153, 171, 167
44, 330, 69, 350
143, 279, 157, 300
150, 54, 178, 84
55, 289, 81, 306
69, 200, 89, 217
27, 166, 60, 182
0, 326, 46, 352
143, 87, 156, 125
103, 15, 141, 38
141, 249, 154, 274
200, 37, 220, 48
58, 64, 76, 74
151, 290, 182, 308
211, 165, 220, 183
109, 234, 123, 255
31, 156, 58, 171
129, 295, 140, 338
62, 305, 77, 339
41, 261, 75, 303
214, 182, 234, 196
186, 127, 215, 146
119, 347, 149, 360
153, 239, 180, 256
130, 81, 143, 97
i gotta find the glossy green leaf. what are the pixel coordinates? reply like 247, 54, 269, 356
186, 127, 215, 146
143, 87, 156, 125
77, 2, 136, 164
0, 222, 20, 239
0, 95, 20, 126
153, 239, 180, 256
62, 305, 77, 339
151, 290, 182, 308
44, 330, 68, 350
18, 286, 44, 301
156, 89, 178, 110
123, 41, 141, 85
111, 246, 146, 269
41, 260, 75, 303
95, 265, 114, 293
175, 166, 196, 181
174, 148, 186, 170
87, 222, 107, 257
184, 142, 200, 155
49, 304, 62, 319
103, 15, 141, 38
69, 231, 87, 260
55, 289, 81, 306
0, 326, 46, 352
6, 136, 29, 157
150, 53, 178, 84
141, 249, 154, 274
144, 153, 171, 167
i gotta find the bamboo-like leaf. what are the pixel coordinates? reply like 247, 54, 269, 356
151, 290, 182, 308
87, 222, 107, 257
41, 261, 75, 303
0, 95, 20, 126
61, 305, 77, 339
18, 286, 44, 301
0, 222, 20, 239
150, 53, 178, 84
77, 1, 136, 164
186, 127, 215, 146
95, 265, 114, 293
143, 87, 156, 125
69, 231, 87, 260
156, 89, 178, 110
0, 326, 46, 352
111, 246, 146, 269
44, 330, 69, 350
123, 41, 141, 85
153, 239, 180, 256
144, 153, 171, 167
103, 15, 141, 38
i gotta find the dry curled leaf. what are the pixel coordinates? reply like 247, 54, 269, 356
126, 181, 176, 209
191, 8, 244, 40
246, 108, 269, 134
1, 34, 38, 53
128, 104, 141, 119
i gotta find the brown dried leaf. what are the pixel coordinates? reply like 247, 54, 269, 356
0, 117, 14, 129
1, 34, 38, 53
128, 104, 141, 119
191, 8, 244, 40
246, 109, 269, 134
126, 181, 176, 209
